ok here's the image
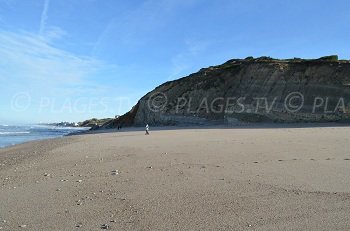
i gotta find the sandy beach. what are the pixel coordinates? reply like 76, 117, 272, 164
1, 126, 350, 230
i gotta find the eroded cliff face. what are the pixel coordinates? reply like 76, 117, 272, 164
107, 57, 350, 128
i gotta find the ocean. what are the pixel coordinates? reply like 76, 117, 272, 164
0, 124, 89, 148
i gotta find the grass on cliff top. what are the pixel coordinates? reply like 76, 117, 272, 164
243, 55, 340, 63
209, 55, 344, 70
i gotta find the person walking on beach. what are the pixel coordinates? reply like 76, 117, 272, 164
145, 124, 149, 135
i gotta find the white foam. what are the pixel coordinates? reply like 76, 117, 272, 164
0, 131, 30, 135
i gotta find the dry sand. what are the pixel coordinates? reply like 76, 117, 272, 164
1, 126, 350, 230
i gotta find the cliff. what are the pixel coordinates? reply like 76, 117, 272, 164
99, 56, 350, 129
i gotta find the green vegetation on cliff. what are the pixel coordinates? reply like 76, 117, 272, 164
79, 118, 113, 127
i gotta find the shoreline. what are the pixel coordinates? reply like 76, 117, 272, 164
1, 121, 348, 150
2, 122, 348, 150
69, 121, 350, 136
1, 126, 350, 230
0, 125, 89, 150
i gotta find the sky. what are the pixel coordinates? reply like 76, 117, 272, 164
0, 0, 349, 124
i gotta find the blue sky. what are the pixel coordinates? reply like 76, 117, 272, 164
0, 0, 349, 123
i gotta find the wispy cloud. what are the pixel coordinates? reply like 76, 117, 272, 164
0, 30, 107, 95
44, 26, 67, 42
0, 29, 128, 122
166, 39, 211, 81
39, 0, 50, 36
92, 0, 199, 55
37, 0, 66, 43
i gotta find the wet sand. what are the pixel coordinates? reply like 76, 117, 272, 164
1, 126, 350, 230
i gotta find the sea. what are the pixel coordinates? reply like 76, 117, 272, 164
0, 124, 89, 148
